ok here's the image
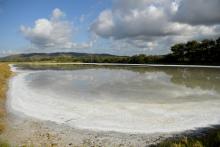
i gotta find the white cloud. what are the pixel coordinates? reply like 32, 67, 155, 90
52, 8, 65, 20
21, 8, 92, 50
91, 1, 171, 39
91, 10, 114, 38
91, 0, 220, 54
174, 0, 220, 25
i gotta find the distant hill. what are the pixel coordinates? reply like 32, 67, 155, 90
0, 52, 128, 63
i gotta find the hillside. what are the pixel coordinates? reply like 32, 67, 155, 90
0, 52, 127, 63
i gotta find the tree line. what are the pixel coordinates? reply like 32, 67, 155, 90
120, 37, 220, 65
1, 37, 220, 65
169, 37, 220, 64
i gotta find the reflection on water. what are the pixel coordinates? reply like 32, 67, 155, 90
18, 64, 220, 95
9, 64, 220, 133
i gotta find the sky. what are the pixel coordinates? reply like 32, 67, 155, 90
0, 0, 220, 56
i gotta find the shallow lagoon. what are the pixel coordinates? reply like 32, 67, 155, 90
8, 64, 220, 134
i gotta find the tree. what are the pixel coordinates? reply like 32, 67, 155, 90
200, 39, 216, 63
185, 40, 200, 63
129, 54, 147, 64
171, 43, 186, 62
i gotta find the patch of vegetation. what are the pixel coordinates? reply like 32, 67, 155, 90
154, 129, 220, 147
0, 64, 12, 133
0, 139, 10, 147
0, 64, 12, 147
169, 37, 220, 65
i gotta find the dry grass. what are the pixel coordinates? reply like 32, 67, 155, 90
0, 63, 12, 133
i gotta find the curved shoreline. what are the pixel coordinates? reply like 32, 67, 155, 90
7, 65, 220, 134
2, 63, 220, 146
16, 62, 220, 68
2, 64, 173, 146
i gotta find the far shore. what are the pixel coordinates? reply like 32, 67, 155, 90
8, 62, 220, 69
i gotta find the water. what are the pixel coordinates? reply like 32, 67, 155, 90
7, 64, 220, 134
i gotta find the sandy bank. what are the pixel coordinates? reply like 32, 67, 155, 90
2, 113, 175, 146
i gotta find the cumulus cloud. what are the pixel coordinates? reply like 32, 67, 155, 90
21, 8, 92, 49
174, 0, 220, 25
91, 1, 172, 39
91, 0, 220, 54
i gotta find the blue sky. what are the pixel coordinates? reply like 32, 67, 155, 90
0, 0, 220, 56
0, 0, 112, 55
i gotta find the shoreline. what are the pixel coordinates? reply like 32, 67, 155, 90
13, 62, 220, 68
1, 64, 169, 146
8, 65, 220, 133
3, 64, 174, 146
